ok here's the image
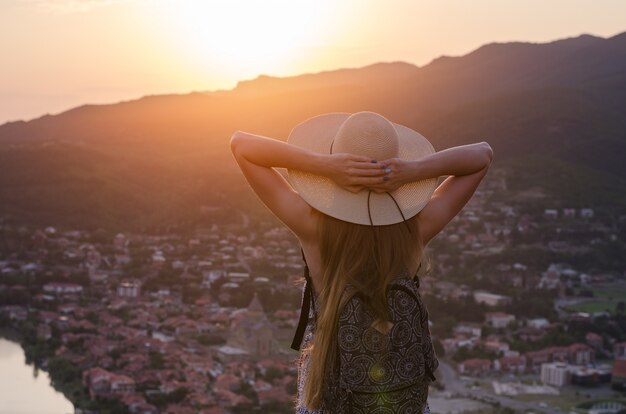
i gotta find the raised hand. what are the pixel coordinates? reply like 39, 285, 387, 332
323, 153, 387, 193
367, 157, 413, 193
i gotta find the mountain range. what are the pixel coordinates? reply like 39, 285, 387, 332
1, 31, 625, 231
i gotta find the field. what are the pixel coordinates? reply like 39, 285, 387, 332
590, 286, 626, 301
565, 301, 618, 314
563, 284, 626, 314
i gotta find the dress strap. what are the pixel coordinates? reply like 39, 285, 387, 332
291, 249, 314, 351
414, 261, 422, 288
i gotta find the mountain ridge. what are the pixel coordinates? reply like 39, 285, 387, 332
0, 30, 624, 230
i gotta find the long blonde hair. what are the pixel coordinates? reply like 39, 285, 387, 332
303, 208, 427, 409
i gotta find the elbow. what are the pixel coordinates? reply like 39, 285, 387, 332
480, 141, 494, 165
230, 131, 244, 155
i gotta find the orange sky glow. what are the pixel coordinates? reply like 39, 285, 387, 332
0, 0, 624, 124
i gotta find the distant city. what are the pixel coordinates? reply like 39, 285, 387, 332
1, 166, 625, 414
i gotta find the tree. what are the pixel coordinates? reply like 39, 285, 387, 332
149, 351, 165, 369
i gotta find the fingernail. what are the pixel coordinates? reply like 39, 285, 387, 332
384, 168, 392, 174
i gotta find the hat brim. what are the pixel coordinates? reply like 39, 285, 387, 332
287, 112, 438, 226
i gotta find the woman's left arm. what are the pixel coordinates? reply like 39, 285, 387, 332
230, 131, 384, 240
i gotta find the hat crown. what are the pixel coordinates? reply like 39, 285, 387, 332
332, 111, 399, 160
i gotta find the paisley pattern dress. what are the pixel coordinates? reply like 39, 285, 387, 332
295, 291, 433, 414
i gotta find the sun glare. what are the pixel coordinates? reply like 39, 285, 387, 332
151, 0, 337, 81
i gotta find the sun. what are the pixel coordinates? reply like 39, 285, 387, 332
148, 0, 337, 81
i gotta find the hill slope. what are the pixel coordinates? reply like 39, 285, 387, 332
0, 31, 625, 230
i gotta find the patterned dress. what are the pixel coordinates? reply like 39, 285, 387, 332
294, 291, 433, 414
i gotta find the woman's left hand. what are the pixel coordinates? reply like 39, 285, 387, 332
367, 157, 412, 193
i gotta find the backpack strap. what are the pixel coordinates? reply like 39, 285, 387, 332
291, 249, 315, 351
390, 281, 436, 383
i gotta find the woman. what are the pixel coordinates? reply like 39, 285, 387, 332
230, 111, 493, 413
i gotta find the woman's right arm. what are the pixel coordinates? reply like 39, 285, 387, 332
230, 131, 385, 240
374, 142, 494, 245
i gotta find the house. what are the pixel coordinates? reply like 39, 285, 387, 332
484, 340, 510, 354
485, 312, 516, 329
527, 318, 550, 329
562, 208, 576, 218
473, 291, 512, 306
517, 326, 546, 342
544, 209, 558, 219
568, 343, 594, 365
613, 342, 626, 359
42, 282, 83, 294
495, 355, 526, 374
585, 332, 603, 349
457, 358, 492, 376
111, 375, 136, 395
214, 345, 250, 363
227, 271, 250, 283
580, 208, 594, 218
453, 323, 482, 338
525, 350, 550, 372
118, 280, 141, 298
612, 359, 626, 390
83, 367, 135, 399
545, 346, 569, 362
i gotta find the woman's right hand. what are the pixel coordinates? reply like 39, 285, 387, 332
322, 153, 386, 193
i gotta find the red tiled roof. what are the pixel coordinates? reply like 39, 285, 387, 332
568, 343, 592, 352
499, 355, 525, 364
585, 332, 602, 341
461, 358, 491, 368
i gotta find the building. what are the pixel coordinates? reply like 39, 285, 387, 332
541, 362, 611, 387
485, 312, 516, 329
527, 318, 550, 329
544, 209, 558, 219
541, 363, 571, 386
42, 282, 83, 294
495, 355, 526, 374
453, 323, 482, 338
526, 350, 551, 372
83, 367, 135, 399
227, 271, 250, 283
214, 345, 250, 363
585, 332, 603, 349
562, 208, 576, 218
570, 365, 612, 386
612, 359, 626, 390
580, 208, 594, 218
568, 343, 594, 365
228, 293, 277, 357
117, 280, 141, 298
457, 358, 492, 376
614, 342, 626, 359
473, 291, 512, 307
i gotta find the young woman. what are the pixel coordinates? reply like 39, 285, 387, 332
230, 111, 493, 413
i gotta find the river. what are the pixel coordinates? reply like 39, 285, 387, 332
0, 338, 74, 414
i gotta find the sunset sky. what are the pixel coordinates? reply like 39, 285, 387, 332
1, 0, 624, 124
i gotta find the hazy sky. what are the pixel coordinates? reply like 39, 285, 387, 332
1, 0, 624, 124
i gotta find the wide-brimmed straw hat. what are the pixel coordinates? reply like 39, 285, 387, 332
287, 111, 438, 226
